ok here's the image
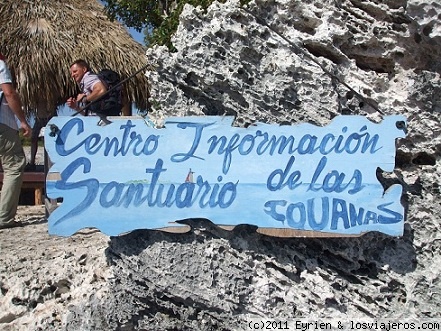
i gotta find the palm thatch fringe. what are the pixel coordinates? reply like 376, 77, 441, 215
0, 0, 151, 116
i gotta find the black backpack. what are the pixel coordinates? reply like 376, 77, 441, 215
88, 69, 122, 116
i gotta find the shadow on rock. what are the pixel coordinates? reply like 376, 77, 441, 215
107, 219, 416, 276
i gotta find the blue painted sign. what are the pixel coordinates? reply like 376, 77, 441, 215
45, 115, 406, 237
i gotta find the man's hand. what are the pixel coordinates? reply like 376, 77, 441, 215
20, 121, 31, 138
66, 97, 79, 110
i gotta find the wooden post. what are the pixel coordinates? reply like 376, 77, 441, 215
44, 149, 58, 217
34, 186, 43, 205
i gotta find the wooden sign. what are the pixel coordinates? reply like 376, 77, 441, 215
45, 115, 406, 237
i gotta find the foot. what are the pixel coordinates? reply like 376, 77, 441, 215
0, 221, 23, 230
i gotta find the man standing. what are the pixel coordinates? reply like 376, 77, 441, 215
66, 59, 107, 115
0, 53, 32, 229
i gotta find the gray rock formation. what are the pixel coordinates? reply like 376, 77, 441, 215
1, 0, 440, 330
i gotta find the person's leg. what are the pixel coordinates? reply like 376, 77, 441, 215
29, 117, 49, 168
0, 124, 26, 225
29, 119, 42, 166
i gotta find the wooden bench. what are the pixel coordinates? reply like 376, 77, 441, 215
0, 171, 46, 205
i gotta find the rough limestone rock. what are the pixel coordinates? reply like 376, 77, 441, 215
1, 0, 441, 330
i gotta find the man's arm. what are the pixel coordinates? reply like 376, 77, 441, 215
77, 81, 107, 103
1, 82, 31, 137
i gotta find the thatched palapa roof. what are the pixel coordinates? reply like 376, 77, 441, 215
0, 0, 150, 116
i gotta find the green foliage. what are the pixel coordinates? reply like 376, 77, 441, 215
102, 0, 250, 50
19, 131, 31, 147
19, 132, 43, 147
103, 0, 163, 32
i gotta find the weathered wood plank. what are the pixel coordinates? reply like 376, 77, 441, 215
44, 115, 406, 237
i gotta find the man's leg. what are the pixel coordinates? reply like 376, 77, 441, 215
29, 118, 43, 167
0, 124, 26, 225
